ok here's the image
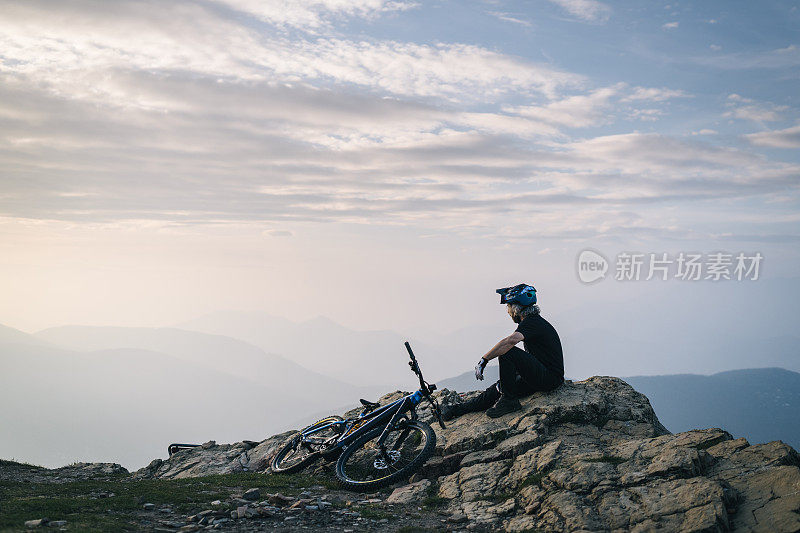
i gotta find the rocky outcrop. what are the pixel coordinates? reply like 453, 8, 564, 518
132, 376, 800, 532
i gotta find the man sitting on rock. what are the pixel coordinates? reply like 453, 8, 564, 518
443, 283, 565, 419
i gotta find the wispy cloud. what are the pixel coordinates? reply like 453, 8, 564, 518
724, 94, 788, 124
488, 11, 532, 27
662, 21, 679, 29
211, 0, 417, 28
546, 0, 611, 23
745, 124, 800, 148
0, 0, 796, 244
0, 3, 578, 102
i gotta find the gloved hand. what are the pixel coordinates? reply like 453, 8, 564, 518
475, 358, 488, 381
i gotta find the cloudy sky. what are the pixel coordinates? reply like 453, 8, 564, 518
1, 0, 799, 336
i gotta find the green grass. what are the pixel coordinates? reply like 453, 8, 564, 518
583, 456, 627, 465
420, 482, 448, 509
483, 492, 514, 504
357, 503, 393, 520
520, 466, 555, 488
0, 471, 333, 532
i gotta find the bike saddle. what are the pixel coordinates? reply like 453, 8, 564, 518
360, 399, 380, 409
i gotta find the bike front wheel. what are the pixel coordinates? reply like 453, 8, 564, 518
271, 415, 344, 474
335, 420, 436, 491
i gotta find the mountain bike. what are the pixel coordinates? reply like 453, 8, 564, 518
271, 342, 446, 491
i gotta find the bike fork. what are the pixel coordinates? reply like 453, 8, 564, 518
376, 398, 409, 458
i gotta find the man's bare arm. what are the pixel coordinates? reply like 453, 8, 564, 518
481, 332, 524, 362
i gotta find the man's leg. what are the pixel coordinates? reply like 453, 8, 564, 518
441, 382, 500, 420
499, 346, 559, 396
487, 347, 555, 418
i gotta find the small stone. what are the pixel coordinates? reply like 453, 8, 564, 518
49, 521, 67, 527
24, 519, 46, 528
143, 503, 155, 511
305, 505, 319, 511
210, 500, 222, 506
299, 491, 312, 498
289, 498, 313, 509
243, 488, 260, 501
179, 526, 200, 532
268, 493, 294, 507
236, 506, 248, 519
198, 510, 213, 518
229, 511, 237, 520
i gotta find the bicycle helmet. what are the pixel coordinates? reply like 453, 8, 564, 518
496, 283, 537, 306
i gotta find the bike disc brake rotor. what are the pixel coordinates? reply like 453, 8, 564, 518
373, 450, 401, 470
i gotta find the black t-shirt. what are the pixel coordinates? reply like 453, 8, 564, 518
515, 313, 564, 378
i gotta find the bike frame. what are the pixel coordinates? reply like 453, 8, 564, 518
299, 389, 425, 452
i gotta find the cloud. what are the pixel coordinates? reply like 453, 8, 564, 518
266, 230, 294, 237
546, 0, 611, 23
724, 95, 788, 123
488, 11, 532, 27
662, 21, 679, 29
690, 44, 800, 69
622, 87, 688, 102
0, 2, 579, 102
745, 125, 800, 148
0, 0, 797, 244
505, 84, 687, 129
211, 0, 417, 28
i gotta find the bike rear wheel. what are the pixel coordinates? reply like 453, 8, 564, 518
271, 415, 344, 474
335, 420, 436, 491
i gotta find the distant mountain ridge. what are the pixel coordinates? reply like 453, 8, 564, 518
175, 310, 466, 385
626, 367, 800, 451
1, 324, 382, 469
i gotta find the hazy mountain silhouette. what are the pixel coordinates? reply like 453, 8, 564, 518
175, 311, 461, 385
626, 368, 800, 450
2, 325, 382, 469
34, 325, 365, 397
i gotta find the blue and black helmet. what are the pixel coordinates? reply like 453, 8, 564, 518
496, 283, 537, 306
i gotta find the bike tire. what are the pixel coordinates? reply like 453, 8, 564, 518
271, 434, 320, 473
335, 420, 436, 491
272, 415, 345, 474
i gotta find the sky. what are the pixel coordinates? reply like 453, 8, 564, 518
1, 0, 799, 337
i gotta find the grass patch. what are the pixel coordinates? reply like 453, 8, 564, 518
357, 504, 393, 520
584, 456, 626, 465
420, 482, 448, 509
0, 471, 333, 532
483, 492, 514, 504
520, 466, 555, 488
